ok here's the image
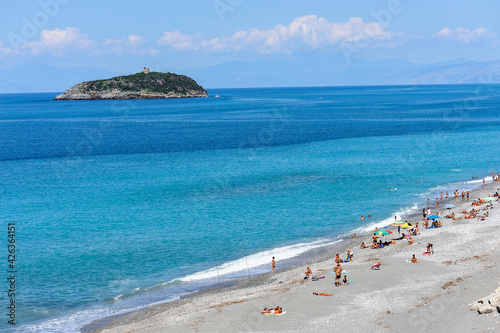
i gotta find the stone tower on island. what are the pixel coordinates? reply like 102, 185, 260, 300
143, 67, 150, 74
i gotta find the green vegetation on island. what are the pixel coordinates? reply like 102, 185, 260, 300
54, 69, 208, 100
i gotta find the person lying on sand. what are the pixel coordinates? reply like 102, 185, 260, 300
370, 239, 384, 249
261, 308, 273, 314
370, 261, 381, 270
305, 267, 312, 279
261, 306, 282, 314
313, 292, 334, 296
477, 213, 489, 221
411, 254, 419, 263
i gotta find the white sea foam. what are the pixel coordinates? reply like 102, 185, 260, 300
17, 295, 181, 333
425, 177, 492, 195
172, 239, 341, 283
353, 205, 418, 234
355, 176, 496, 235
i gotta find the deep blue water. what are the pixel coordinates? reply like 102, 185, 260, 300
1, 85, 500, 332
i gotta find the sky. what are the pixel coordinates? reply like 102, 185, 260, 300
1, 0, 500, 89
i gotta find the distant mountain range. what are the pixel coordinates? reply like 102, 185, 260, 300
1, 58, 499, 93
184, 57, 500, 88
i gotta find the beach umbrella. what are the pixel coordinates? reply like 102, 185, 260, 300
444, 204, 456, 209
392, 221, 405, 226
484, 197, 495, 201
428, 215, 441, 219
400, 222, 413, 228
374, 229, 392, 236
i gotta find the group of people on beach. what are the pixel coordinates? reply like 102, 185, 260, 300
489, 171, 500, 182
263, 177, 497, 315
332, 262, 349, 286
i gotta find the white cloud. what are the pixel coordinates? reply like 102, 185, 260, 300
103, 34, 159, 56
0, 42, 14, 55
157, 16, 392, 54
21, 27, 95, 56
435, 27, 496, 43
10, 28, 160, 57
157, 30, 203, 50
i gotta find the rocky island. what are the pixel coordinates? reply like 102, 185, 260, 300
54, 68, 208, 100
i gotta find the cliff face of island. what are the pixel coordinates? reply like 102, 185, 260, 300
54, 71, 208, 100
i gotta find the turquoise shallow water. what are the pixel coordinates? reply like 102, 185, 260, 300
1, 85, 500, 332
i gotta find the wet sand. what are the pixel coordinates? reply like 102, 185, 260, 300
83, 181, 500, 332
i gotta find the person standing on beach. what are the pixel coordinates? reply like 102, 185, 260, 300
462, 191, 465, 200
427, 199, 430, 208
272, 257, 276, 272
466, 191, 469, 201
422, 208, 426, 220
440, 192, 443, 200
398, 225, 401, 234
483, 178, 485, 187
435, 198, 439, 208
333, 262, 342, 286
446, 191, 449, 200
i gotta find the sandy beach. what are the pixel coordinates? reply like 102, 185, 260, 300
83, 180, 500, 333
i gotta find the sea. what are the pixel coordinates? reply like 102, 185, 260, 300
1, 84, 500, 332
